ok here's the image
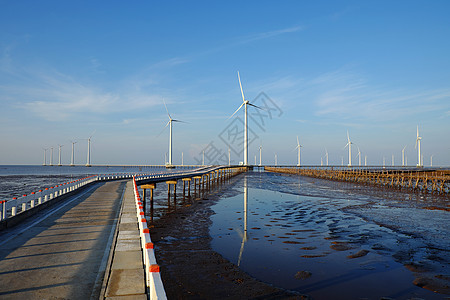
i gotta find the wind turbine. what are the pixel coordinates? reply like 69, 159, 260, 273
392, 154, 394, 166
42, 148, 48, 166
402, 145, 407, 167
294, 136, 302, 166
70, 141, 77, 166
228, 147, 231, 166
50, 147, 54, 166
415, 125, 422, 167
430, 155, 433, 167
85, 131, 95, 167
274, 153, 277, 166
356, 146, 361, 166
344, 131, 353, 167
58, 144, 64, 166
162, 99, 185, 167
228, 71, 262, 166
259, 145, 262, 166
364, 155, 367, 166
325, 148, 329, 166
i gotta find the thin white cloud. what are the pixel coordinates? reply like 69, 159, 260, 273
236, 25, 304, 45
0, 64, 162, 121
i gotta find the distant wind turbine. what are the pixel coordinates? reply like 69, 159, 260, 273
364, 155, 367, 166
50, 147, 54, 166
58, 144, 64, 166
430, 154, 433, 167
162, 99, 185, 167
356, 146, 361, 166
259, 145, 262, 166
70, 141, 77, 166
228, 147, 231, 166
228, 71, 262, 166
415, 125, 422, 167
392, 154, 394, 166
85, 131, 95, 167
274, 153, 277, 166
402, 145, 407, 167
344, 131, 353, 167
325, 148, 329, 166
294, 136, 302, 166
42, 148, 48, 166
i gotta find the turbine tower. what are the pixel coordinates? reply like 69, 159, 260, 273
70, 141, 77, 166
294, 136, 302, 166
58, 144, 64, 166
228, 71, 262, 166
162, 99, 185, 167
344, 131, 353, 167
85, 131, 95, 167
415, 125, 422, 167
42, 148, 47, 166
325, 148, 329, 166
259, 145, 262, 166
356, 146, 361, 166
402, 145, 407, 167
50, 147, 54, 166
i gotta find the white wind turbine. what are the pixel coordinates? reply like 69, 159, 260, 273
70, 141, 77, 166
228, 71, 262, 166
42, 148, 48, 166
325, 148, 329, 166
402, 145, 407, 167
161, 99, 185, 167
294, 136, 302, 166
415, 125, 422, 167
85, 131, 95, 167
356, 146, 362, 166
259, 145, 262, 166
50, 147, 54, 166
344, 131, 353, 167
58, 144, 64, 166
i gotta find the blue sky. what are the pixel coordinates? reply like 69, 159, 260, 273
1, 1, 449, 166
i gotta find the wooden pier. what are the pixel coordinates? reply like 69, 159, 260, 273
265, 166, 450, 194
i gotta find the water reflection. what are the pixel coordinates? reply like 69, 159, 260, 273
210, 172, 447, 299
237, 176, 248, 266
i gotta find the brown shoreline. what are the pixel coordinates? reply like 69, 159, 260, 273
149, 188, 308, 299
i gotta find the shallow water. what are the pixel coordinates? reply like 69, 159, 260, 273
210, 171, 449, 299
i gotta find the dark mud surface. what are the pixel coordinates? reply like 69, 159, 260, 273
146, 171, 449, 299
148, 179, 308, 299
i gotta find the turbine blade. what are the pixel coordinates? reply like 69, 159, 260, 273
238, 71, 245, 102
156, 121, 170, 138
172, 119, 188, 124
163, 98, 172, 119
417, 125, 419, 138
297, 136, 299, 146
347, 130, 350, 143
247, 102, 264, 110
228, 103, 244, 120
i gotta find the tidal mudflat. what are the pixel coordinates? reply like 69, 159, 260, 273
210, 171, 449, 299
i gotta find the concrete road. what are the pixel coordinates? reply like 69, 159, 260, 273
0, 180, 126, 299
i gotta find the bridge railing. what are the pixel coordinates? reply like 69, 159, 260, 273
132, 177, 167, 300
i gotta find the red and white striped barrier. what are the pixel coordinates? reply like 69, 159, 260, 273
132, 177, 167, 299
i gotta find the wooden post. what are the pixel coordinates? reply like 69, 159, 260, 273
141, 184, 156, 214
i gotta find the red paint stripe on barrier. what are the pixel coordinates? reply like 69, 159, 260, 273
141, 218, 146, 222
143, 228, 150, 233
149, 264, 160, 272
145, 242, 154, 249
